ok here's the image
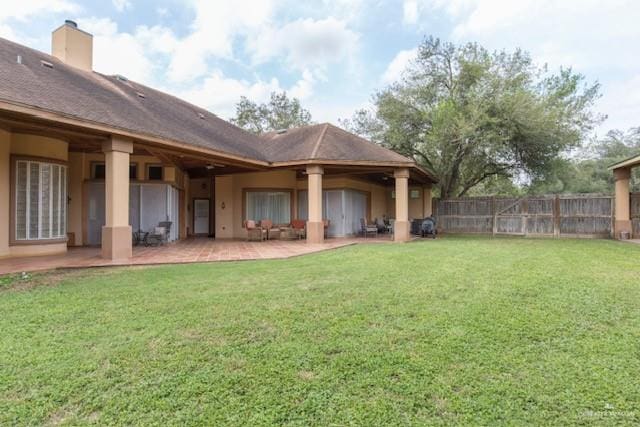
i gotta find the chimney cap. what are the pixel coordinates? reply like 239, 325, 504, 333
65, 19, 78, 28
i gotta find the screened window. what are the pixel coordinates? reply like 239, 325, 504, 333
147, 165, 163, 180
245, 191, 291, 225
129, 163, 138, 180
92, 163, 105, 179
15, 160, 67, 241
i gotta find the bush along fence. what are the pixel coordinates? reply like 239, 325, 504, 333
433, 193, 640, 238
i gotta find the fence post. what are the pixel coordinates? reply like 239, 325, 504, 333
522, 198, 528, 237
610, 196, 615, 239
553, 195, 560, 238
492, 196, 497, 236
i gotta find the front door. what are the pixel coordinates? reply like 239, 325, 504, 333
193, 198, 210, 235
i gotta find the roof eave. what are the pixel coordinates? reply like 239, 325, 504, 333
0, 98, 271, 168
270, 159, 438, 183
608, 153, 640, 170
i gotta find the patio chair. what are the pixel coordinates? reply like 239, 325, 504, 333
145, 223, 170, 247
360, 218, 378, 238
323, 219, 330, 238
375, 217, 387, 233
260, 219, 277, 240
291, 219, 306, 240
245, 220, 266, 241
159, 221, 172, 241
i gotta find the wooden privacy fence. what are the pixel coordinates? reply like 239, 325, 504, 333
632, 193, 640, 237
434, 194, 620, 238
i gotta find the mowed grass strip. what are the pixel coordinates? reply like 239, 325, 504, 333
1, 236, 639, 426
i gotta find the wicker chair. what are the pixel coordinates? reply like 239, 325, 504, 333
260, 219, 276, 240
323, 219, 330, 238
291, 219, 306, 239
245, 220, 266, 241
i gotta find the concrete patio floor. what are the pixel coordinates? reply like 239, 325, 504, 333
0, 236, 394, 275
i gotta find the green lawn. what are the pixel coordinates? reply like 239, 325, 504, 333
1, 237, 640, 425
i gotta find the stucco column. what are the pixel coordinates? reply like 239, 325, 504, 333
0, 129, 10, 257
306, 165, 324, 243
423, 184, 433, 217
614, 167, 632, 238
101, 137, 133, 259
394, 168, 410, 242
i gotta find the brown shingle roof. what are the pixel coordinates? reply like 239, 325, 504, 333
260, 123, 413, 164
0, 37, 268, 162
0, 37, 435, 182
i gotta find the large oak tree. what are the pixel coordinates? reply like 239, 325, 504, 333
341, 37, 603, 198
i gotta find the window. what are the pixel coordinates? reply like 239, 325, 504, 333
129, 163, 138, 180
15, 160, 67, 241
245, 190, 291, 225
92, 162, 105, 179
147, 165, 163, 180
410, 189, 421, 199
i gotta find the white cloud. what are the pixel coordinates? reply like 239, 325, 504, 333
174, 69, 316, 119
0, 0, 78, 21
410, 0, 640, 131
382, 48, 417, 84
112, 0, 132, 12
165, 0, 275, 82
247, 17, 360, 72
598, 74, 640, 133
79, 17, 161, 83
0, 0, 79, 43
403, 0, 419, 25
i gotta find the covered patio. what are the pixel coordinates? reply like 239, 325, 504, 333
611, 154, 640, 239
0, 236, 395, 275
0, 22, 437, 264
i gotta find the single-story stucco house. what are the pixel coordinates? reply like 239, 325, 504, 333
0, 21, 437, 261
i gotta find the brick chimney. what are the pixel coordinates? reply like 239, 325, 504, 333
51, 20, 93, 71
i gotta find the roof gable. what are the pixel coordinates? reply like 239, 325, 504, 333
260, 123, 413, 164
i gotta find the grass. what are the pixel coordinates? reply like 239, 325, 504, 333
1, 236, 640, 426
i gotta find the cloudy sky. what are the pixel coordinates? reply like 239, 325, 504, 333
1, 0, 638, 135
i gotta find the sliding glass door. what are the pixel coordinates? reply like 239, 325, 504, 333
297, 189, 368, 237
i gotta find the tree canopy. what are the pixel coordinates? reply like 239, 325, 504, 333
231, 91, 313, 134
341, 37, 603, 198
528, 128, 640, 194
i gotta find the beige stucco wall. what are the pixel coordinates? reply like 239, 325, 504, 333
67, 152, 85, 246
215, 176, 234, 238
228, 170, 298, 238
386, 185, 429, 219
1, 133, 69, 258
9, 243, 68, 258
11, 133, 68, 161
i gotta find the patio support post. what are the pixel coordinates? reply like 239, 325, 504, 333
423, 184, 433, 217
101, 137, 133, 259
614, 167, 632, 239
306, 165, 324, 243
0, 129, 9, 257
394, 168, 410, 242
